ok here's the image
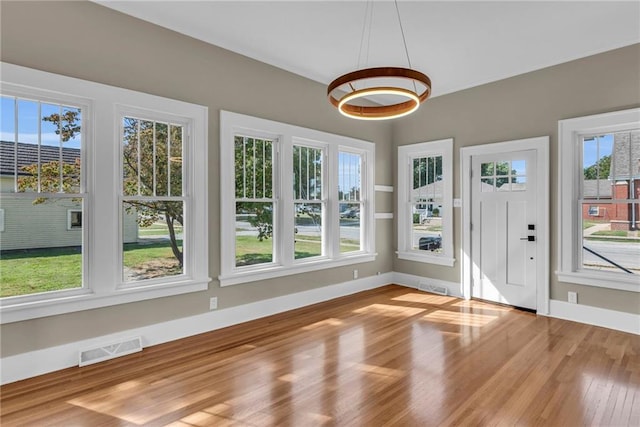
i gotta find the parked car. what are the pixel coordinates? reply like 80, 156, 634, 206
419, 236, 441, 251
340, 208, 359, 219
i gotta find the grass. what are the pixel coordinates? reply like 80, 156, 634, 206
0, 247, 82, 297
592, 230, 628, 237
2, 234, 361, 296
138, 224, 183, 237
1, 240, 183, 298
235, 235, 359, 266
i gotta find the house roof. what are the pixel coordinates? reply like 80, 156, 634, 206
583, 179, 612, 198
412, 181, 443, 200
612, 130, 640, 180
0, 141, 81, 176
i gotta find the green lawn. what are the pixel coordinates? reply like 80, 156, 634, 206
2, 235, 361, 297
235, 235, 359, 266
1, 241, 182, 298
0, 247, 82, 297
592, 230, 628, 237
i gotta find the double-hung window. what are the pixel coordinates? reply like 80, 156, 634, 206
397, 138, 454, 266
220, 111, 375, 286
558, 108, 640, 291
0, 62, 208, 323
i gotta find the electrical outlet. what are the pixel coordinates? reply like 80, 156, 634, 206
568, 291, 578, 304
209, 297, 218, 310
353, 269, 358, 279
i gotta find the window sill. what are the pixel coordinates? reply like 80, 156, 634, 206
0, 278, 211, 324
556, 271, 640, 292
219, 253, 377, 286
396, 251, 456, 267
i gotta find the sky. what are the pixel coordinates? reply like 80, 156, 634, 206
583, 134, 613, 169
1, 96, 82, 149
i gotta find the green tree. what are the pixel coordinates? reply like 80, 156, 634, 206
19, 111, 186, 267
234, 136, 273, 241
480, 162, 516, 187
122, 117, 184, 266
413, 156, 442, 189
583, 155, 611, 180
17, 109, 82, 201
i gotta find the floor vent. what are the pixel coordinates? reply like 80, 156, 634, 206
418, 283, 449, 296
79, 337, 142, 367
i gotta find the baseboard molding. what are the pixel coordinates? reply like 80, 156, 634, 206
0, 273, 393, 385
4, 273, 637, 384
392, 272, 463, 298
548, 300, 640, 335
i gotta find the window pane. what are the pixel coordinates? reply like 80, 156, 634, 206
581, 202, 639, 274
0, 196, 83, 297
235, 202, 273, 267
2, 98, 82, 195
481, 178, 494, 192
339, 152, 361, 202
235, 136, 273, 199
294, 145, 323, 200
496, 161, 510, 176
123, 200, 184, 282
582, 134, 613, 199
295, 202, 322, 259
123, 118, 184, 198
512, 160, 526, 175
339, 202, 361, 253
481, 162, 494, 176
169, 124, 183, 197
411, 200, 443, 253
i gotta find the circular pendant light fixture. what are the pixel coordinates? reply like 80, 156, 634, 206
327, 1, 431, 120
328, 67, 431, 120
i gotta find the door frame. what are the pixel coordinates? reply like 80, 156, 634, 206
460, 136, 550, 314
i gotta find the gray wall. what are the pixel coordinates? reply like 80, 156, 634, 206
392, 43, 640, 314
0, 1, 394, 357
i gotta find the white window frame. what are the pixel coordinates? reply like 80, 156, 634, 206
67, 209, 82, 230
219, 111, 375, 286
397, 138, 455, 266
0, 62, 209, 323
557, 108, 640, 292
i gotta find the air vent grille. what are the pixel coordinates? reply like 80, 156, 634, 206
79, 337, 142, 367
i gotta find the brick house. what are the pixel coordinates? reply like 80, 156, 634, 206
582, 130, 640, 231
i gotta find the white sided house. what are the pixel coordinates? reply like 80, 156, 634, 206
0, 141, 137, 251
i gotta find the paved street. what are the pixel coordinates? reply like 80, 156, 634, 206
583, 240, 640, 272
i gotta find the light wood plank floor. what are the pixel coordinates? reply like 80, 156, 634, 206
1, 285, 639, 426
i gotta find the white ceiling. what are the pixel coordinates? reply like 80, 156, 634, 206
95, 1, 640, 98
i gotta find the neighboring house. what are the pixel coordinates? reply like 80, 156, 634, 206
0, 141, 138, 250
411, 180, 443, 222
582, 131, 640, 230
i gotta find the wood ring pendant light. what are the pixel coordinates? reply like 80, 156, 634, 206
327, 67, 431, 120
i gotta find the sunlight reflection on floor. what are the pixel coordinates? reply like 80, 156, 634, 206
392, 293, 458, 305
353, 303, 426, 317
422, 310, 498, 327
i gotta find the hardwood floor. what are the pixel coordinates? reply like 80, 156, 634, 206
1, 285, 639, 426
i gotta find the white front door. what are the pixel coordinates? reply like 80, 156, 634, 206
471, 149, 538, 309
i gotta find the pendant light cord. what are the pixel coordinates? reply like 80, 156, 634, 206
394, 0, 417, 92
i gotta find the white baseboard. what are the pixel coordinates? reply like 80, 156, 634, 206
548, 300, 640, 335
4, 273, 637, 385
0, 273, 393, 385
392, 272, 463, 298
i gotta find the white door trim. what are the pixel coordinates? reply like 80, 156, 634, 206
460, 136, 550, 314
